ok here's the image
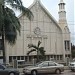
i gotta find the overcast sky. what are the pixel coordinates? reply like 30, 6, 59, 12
17, 0, 74, 44
19, 0, 74, 31
21, 0, 74, 22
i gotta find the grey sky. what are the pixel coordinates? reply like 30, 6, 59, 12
21, 0, 74, 22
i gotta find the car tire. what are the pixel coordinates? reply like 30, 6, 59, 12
55, 69, 61, 74
9, 72, 15, 75
31, 70, 37, 75
25, 73, 28, 75
71, 69, 75, 72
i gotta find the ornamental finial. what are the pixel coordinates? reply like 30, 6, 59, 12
34, 0, 40, 3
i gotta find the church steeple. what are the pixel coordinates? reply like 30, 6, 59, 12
60, 0, 64, 3
59, 0, 65, 12
33, 0, 40, 3
58, 0, 67, 25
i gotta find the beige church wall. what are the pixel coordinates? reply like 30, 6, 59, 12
2, 0, 72, 64
50, 33, 56, 54
57, 33, 63, 54
64, 33, 70, 40
6, 0, 68, 58
44, 33, 51, 54
59, 12, 66, 21
6, 29, 27, 56
8, 40, 24, 56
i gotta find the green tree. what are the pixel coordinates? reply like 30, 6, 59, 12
27, 41, 45, 62
0, 0, 33, 64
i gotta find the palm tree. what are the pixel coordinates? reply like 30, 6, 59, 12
0, 0, 33, 64
27, 41, 45, 62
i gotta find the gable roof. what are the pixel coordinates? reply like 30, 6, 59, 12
18, 0, 62, 31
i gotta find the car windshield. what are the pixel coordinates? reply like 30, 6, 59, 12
34, 61, 43, 66
2, 65, 7, 69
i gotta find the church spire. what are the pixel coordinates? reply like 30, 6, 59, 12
58, 0, 67, 26
59, 0, 65, 12
33, 0, 40, 3
60, 0, 64, 3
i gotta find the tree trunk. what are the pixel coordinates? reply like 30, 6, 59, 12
37, 50, 39, 62
27, 55, 29, 62
1, 1, 6, 64
0, 0, 4, 5
2, 26, 6, 64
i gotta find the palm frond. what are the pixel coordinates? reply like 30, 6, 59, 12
21, 6, 33, 20
6, 0, 22, 6
31, 45, 38, 50
5, 0, 33, 20
4, 7, 21, 33
13, 0, 22, 5
5, 29, 17, 45
12, 4, 33, 20
0, 5, 4, 35
28, 44, 33, 48
39, 47, 45, 55
27, 49, 36, 55
38, 41, 41, 47
28, 44, 38, 49
3, 7, 21, 44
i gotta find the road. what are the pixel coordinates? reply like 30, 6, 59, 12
48, 70, 75, 75
20, 70, 75, 75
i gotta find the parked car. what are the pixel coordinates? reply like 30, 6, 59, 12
23, 61, 64, 75
69, 61, 75, 71
0, 64, 19, 75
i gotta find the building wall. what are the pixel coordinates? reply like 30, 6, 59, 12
5, 1, 71, 63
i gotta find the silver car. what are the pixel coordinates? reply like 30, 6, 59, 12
0, 64, 19, 75
23, 61, 64, 75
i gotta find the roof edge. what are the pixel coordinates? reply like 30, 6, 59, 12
18, 1, 62, 31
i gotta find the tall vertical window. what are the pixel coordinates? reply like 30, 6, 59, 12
64, 40, 70, 51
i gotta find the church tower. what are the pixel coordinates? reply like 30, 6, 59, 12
58, 0, 67, 28
33, 0, 40, 3
58, 0, 71, 62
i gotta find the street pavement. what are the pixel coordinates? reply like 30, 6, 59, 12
60, 70, 75, 75
49, 70, 75, 75
20, 70, 75, 75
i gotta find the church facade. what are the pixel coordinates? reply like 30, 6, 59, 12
3, 0, 71, 64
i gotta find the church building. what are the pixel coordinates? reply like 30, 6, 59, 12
1, 0, 71, 64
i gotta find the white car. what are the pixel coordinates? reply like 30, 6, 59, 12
69, 61, 75, 71
23, 61, 64, 75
